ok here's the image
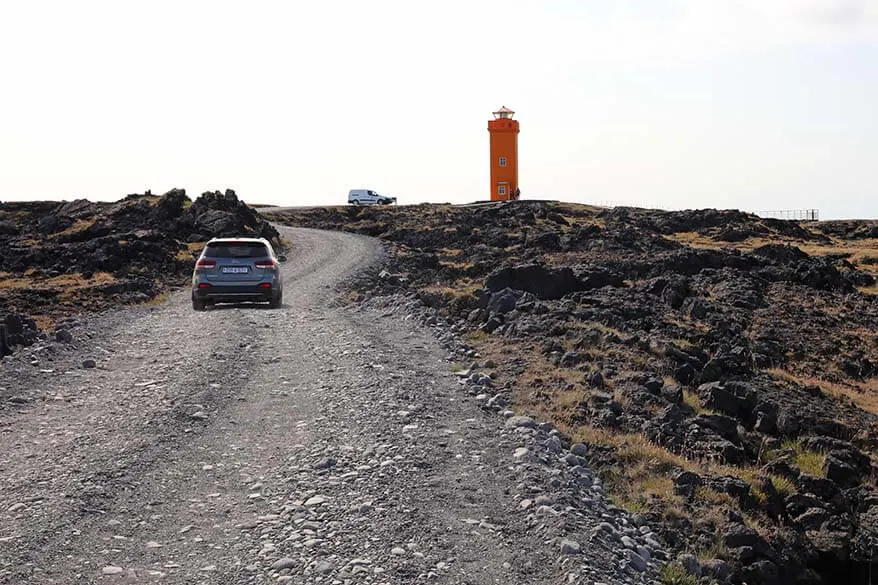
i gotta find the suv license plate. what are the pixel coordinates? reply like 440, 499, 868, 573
222, 266, 250, 273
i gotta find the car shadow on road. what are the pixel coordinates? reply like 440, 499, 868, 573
206, 302, 284, 311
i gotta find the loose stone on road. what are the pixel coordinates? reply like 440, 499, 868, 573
0, 227, 663, 584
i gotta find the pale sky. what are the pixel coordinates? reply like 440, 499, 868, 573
1, 0, 876, 219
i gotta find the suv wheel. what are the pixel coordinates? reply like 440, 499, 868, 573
270, 292, 282, 309
193, 297, 206, 311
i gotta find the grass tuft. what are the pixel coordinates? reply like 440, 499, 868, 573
142, 291, 170, 307
783, 440, 827, 477
465, 329, 490, 343
769, 474, 796, 498
767, 368, 878, 416
682, 389, 705, 414
659, 563, 698, 585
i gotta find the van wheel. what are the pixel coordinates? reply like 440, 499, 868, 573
351, 200, 360, 206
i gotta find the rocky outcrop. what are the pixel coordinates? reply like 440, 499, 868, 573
268, 201, 878, 585
0, 188, 281, 351
486, 264, 581, 299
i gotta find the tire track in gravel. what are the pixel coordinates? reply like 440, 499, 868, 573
1, 227, 664, 585
0, 228, 376, 584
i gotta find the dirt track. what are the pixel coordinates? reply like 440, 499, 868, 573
0, 227, 662, 584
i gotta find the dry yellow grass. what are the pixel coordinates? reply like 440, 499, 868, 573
767, 368, 878, 415
570, 424, 796, 526
560, 320, 626, 342
421, 281, 483, 298
0, 271, 116, 290
664, 232, 799, 251
142, 291, 170, 307
797, 238, 878, 267
464, 329, 491, 344
30, 315, 54, 331
574, 426, 689, 469
682, 389, 707, 414
438, 247, 465, 257
438, 260, 476, 270
176, 242, 207, 260
176, 242, 205, 261
664, 232, 729, 249
52, 218, 96, 237
665, 231, 878, 275
694, 486, 738, 507
575, 427, 686, 513
506, 355, 811, 522
783, 440, 828, 477
463, 333, 854, 533
768, 474, 796, 498
516, 356, 584, 391
663, 315, 712, 334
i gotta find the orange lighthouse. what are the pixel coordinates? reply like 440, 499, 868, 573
488, 106, 520, 201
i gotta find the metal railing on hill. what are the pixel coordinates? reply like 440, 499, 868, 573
755, 209, 820, 221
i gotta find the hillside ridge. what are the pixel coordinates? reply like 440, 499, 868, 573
266, 201, 878, 585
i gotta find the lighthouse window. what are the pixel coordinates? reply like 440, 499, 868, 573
498, 185, 507, 196
499, 157, 507, 167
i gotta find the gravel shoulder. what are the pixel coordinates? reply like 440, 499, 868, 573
0, 228, 663, 584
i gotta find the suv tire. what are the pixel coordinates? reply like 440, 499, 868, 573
193, 297, 206, 311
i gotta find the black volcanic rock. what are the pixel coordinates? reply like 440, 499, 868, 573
693, 413, 740, 441
485, 264, 582, 300
37, 214, 73, 235
1, 313, 39, 349
55, 199, 100, 219
815, 220, 878, 240
751, 243, 808, 264
150, 188, 187, 221
0, 187, 282, 349
659, 276, 689, 309
0, 220, 17, 235
698, 382, 757, 420
264, 200, 878, 585
486, 288, 524, 317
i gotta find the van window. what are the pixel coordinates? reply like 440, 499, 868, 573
204, 242, 269, 258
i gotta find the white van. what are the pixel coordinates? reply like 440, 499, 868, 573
348, 189, 397, 205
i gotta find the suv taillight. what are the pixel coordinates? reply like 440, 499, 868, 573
196, 259, 216, 268
255, 259, 277, 269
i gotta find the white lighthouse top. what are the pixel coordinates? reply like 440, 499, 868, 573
493, 106, 515, 119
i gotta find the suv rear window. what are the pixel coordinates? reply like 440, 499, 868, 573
204, 242, 270, 258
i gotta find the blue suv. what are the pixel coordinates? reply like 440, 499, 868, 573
191, 238, 284, 311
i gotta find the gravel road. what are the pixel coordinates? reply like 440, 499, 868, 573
0, 228, 665, 585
